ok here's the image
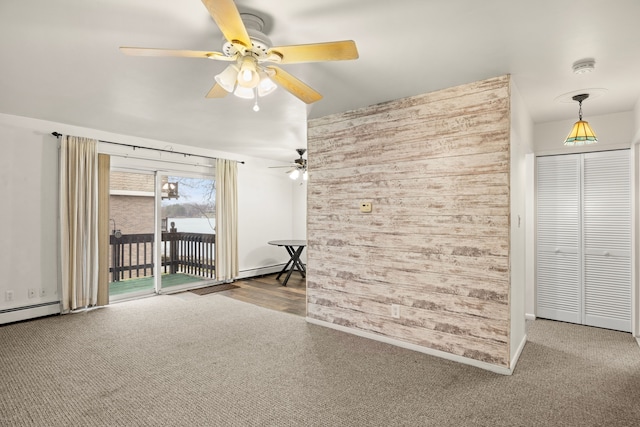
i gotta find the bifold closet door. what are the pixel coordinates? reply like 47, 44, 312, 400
582, 150, 631, 332
536, 154, 582, 324
536, 150, 631, 333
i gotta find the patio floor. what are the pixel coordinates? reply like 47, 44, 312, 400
109, 273, 208, 296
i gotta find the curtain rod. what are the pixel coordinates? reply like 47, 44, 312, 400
51, 132, 244, 164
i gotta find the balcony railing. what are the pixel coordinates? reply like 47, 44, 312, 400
109, 229, 215, 282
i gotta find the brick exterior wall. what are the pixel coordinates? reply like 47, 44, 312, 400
107, 172, 187, 282
110, 195, 154, 234
109, 173, 156, 281
110, 171, 155, 192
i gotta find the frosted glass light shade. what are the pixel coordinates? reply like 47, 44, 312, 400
234, 85, 255, 99
289, 169, 300, 180
257, 72, 277, 96
564, 120, 598, 146
214, 64, 238, 93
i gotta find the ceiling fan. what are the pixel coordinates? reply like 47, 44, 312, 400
120, 0, 359, 109
271, 149, 307, 180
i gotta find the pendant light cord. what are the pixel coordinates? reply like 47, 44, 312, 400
578, 101, 583, 120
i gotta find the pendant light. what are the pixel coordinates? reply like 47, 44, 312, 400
564, 93, 598, 146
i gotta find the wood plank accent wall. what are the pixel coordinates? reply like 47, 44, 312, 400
306, 75, 512, 367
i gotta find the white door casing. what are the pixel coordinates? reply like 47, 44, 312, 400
536, 150, 632, 333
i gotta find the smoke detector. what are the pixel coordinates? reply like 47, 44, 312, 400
572, 59, 596, 75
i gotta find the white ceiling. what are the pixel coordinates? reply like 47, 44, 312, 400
2, 0, 640, 162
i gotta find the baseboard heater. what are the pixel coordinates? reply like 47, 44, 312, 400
0, 301, 61, 325
237, 264, 286, 279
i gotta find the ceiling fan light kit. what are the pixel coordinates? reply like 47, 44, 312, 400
290, 148, 308, 181
214, 64, 239, 92
257, 70, 277, 96
233, 85, 255, 99
236, 56, 260, 88
120, 0, 359, 111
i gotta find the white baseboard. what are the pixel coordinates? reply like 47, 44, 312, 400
510, 333, 527, 370
306, 317, 514, 375
0, 302, 60, 325
237, 264, 286, 280
525, 313, 536, 321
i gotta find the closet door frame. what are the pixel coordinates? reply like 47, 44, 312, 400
535, 149, 635, 333
633, 145, 639, 338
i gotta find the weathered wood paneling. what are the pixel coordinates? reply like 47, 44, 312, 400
307, 75, 512, 368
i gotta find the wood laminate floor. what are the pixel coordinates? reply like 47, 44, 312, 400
220, 273, 306, 316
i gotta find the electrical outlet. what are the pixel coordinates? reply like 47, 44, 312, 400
28, 288, 36, 298
5, 290, 14, 302
391, 304, 400, 319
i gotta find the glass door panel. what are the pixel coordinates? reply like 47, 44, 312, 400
108, 170, 157, 301
159, 174, 216, 293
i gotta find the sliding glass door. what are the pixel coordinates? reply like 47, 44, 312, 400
107, 166, 217, 301
158, 174, 217, 293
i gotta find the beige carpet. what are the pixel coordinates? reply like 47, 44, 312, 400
1, 293, 639, 426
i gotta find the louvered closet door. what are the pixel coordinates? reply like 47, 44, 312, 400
583, 150, 631, 332
536, 154, 582, 324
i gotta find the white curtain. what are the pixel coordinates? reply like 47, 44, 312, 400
59, 136, 100, 311
215, 158, 239, 281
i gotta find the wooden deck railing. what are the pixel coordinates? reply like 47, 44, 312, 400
110, 229, 215, 282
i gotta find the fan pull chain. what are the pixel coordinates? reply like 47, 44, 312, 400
252, 89, 260, 112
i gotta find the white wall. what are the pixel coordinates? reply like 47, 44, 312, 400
237, 158, 302, 277
524, 153, 536, 319
0, 119, 59, 323
292, 182, 307, 239
510, 81, 534, 364
633, 97, 640, 144
0, 113, 301, 322
292, 180, 308, 263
